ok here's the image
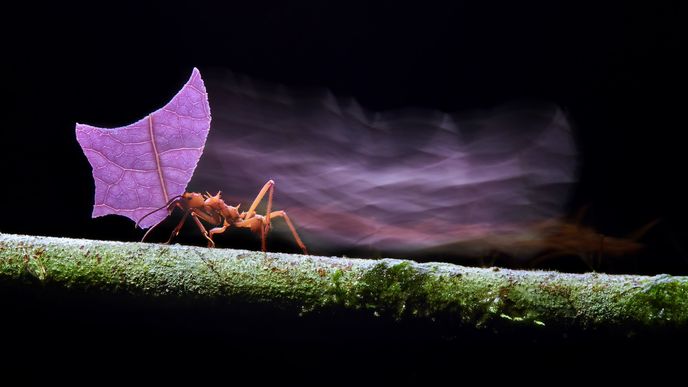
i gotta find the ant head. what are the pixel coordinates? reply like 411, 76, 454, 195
182, 192, 205, 208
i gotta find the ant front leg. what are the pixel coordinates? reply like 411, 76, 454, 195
190, 211, 216, 248
140, 198, 186, 243
166, 209, 191, 244
156, 201, 193, 245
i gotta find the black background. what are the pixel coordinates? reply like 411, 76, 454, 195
3, 1, 688, 381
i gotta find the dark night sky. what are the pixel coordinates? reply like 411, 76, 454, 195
2, 1, 688, 380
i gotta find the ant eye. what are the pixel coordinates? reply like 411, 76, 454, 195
186, 197, 192, 201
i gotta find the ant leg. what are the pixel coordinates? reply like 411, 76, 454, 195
208, 223, 230, 246
245, 180, 275, 220
264, 180, 274, 232
166, 210, 190, 244
240, 181, 304, 254
240, 180, 275, 252
234, 217, 270, 252
141, 223, 159, 243
259, 182, 274, 251
260, 223, 267, 253
141, 201, 184, 243
190, 212, 215, 248
268, 210, 309, 255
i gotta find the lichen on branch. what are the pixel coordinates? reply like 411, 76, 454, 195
0, 233, 686, 335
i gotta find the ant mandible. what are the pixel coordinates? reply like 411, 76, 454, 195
139, 180, 308, 254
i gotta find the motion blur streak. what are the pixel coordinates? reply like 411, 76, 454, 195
192, 70, 578, 257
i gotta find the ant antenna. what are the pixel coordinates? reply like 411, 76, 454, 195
135, 195, 183, 229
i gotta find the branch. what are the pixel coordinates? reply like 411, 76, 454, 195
1, 233, 686, 336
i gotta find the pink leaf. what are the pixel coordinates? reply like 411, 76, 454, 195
76, 68, 211, 229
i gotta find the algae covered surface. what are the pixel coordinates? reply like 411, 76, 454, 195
1, 233, 687, 336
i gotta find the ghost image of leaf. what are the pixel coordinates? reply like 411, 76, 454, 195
75, 68, 211, 229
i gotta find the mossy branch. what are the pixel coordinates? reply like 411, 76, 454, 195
1, 233, 686, 335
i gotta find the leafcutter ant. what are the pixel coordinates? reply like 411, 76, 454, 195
138, 180, 308, 254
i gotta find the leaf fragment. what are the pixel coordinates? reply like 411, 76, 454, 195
76, 68, 211, 228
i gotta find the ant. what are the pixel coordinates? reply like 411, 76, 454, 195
138, 180, 308, 254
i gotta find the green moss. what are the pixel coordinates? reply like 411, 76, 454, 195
354, 261, 429, 318
631, 276, 688, 325
2, 233, 688, 335
321, 261, 518, 327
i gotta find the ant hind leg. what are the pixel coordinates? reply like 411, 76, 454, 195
268, 210, 308, 255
